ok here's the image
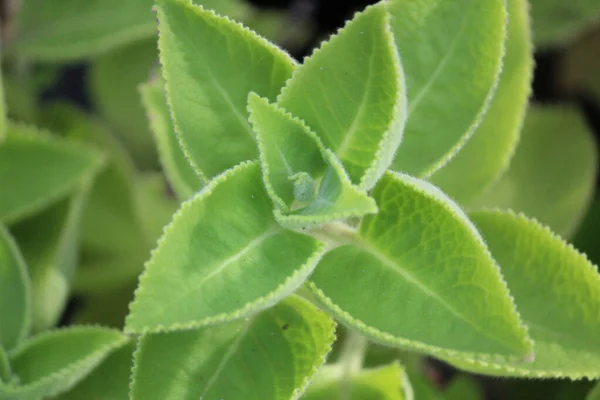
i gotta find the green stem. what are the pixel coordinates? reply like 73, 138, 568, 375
338, 330, 368, 399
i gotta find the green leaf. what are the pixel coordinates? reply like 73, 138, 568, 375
443, 210, 600, 378
529, 0, 600, 48
131, 295, 335, 400
247, 94, 377, 228
134, 173, 180, 246
0, 226, 30, 351
11, 186, 89, 333
0, 66, 6, 142
429, 0, 533, 204
156, 0, 296, 179
56, 341, 134, 400
471, 105, 598, 238
8, 0, 156, 61
0, 327, 128, 399
37, 103, 146, 257
303, 362, 412, 400
89, 39, 159, 169
277, 3, 406, 190
141, 78, 204, 200
387, 0, 507, 177
125, 162, 326, 334
443, 376, 483, 400
0, 123, 104, 224
309, 171, 532, 360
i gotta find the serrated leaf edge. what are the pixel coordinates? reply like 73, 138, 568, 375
445, 207, 600, 379
275, 3, 408, 191
155, 0, 297, 180
3, 326, 128, 396
2, 121, 106, 224
125, 161, 328, 334
416, 1, 509, 179
140, 79, 205, 200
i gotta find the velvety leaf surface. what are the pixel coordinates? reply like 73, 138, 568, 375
56, 341, 134, 400
125, 162, 325, 334
9, 0, 156, 61
529, 0, 600, 47
303, 362, 411, 400
247, 94, 377, 227
0, 226, 30, 351
89, 40, 159, 169
11, 187, 89, 333
141, 78, 203, 200
157, 0, 296, 179
444, 210, 600, 378
0, 327, 128, 399
388, 0, 507, 177
277, 3, 406, 190
310, 172, 532, 360
0, 123, 103, 224
471, 105, 598, 238
131, 296, 335, 400
430, 0, 533, 204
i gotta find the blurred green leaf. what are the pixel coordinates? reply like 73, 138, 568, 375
89, 40, 159, 169
0, 327, 128, 399
303, 362, 411, 400
11, 186, 89, 333
0, 123, 104, 224
430, 0, 533, 204
0, 226, 30, 351
588, 381, 600, 400
529, 0, 600, 48
130, 296, 335, 400
573, 199, 600, 266
472, 105, 598, 238
9, 0, 156, 61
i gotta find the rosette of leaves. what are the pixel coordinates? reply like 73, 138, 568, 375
120, 0, 600, 397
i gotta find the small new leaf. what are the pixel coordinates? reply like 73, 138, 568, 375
0, 226, 30, 352
277, 3, 407, 190
247, 94, 377, 228
310, 172, 532, 360
430, 0, 533, 205
130, 296, 335, 400
0, 123, 104, 224
0, 327, 128, 399
471, 105, 598, 238
156, 0, 296, 179
387, 0, 507, 177
443, 210, 600, 379
141, 78, 204, 201
125, 162, 326, 334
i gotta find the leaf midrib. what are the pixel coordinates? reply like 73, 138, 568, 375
356, 238, 525, 355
